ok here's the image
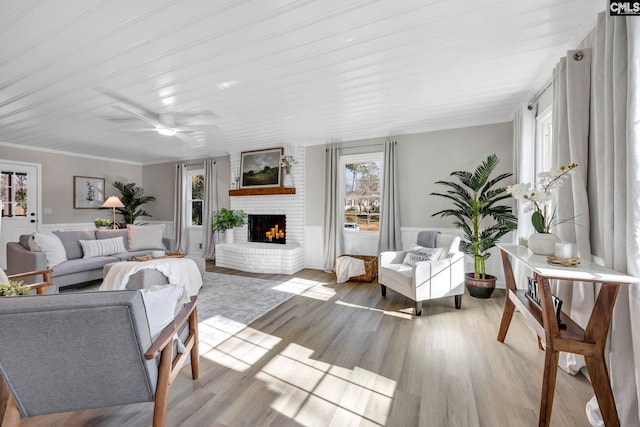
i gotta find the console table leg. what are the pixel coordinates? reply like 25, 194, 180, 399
585, 355, 619, 427
539, 348, 560, 427
497, 249, 517, 342
497, 297, 515, 343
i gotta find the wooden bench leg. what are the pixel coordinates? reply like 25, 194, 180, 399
380, 284, 386, 297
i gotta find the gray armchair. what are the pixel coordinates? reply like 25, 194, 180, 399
0, 290, 199, 427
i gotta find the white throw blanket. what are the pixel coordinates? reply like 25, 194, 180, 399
100, 258, 203, 302
335, 256, 366, 283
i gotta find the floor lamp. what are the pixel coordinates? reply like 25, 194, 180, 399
102, 196, 124, 229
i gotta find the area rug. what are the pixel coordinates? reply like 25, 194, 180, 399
196, 272, 314, 351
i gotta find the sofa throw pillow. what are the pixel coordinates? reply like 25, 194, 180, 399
128, 224, 166, 251
139, 284, 183, 339
402, 246, 443, 266
96, 229, 129, 249
79, 236, 127, 258
0, 269, 9, 284
32, 232, 67, 268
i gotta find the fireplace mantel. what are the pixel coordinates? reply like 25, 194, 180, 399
229, 187, 296, 196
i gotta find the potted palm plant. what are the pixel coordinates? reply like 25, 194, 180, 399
431, 154, 517, 298
211, 208, 247, 244
112, 181, 156, 228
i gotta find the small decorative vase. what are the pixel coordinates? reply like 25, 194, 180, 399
225, 229, 234, 244
528, 232, 560, 256
282, 172, 294, 188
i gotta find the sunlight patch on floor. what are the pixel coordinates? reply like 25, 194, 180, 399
334, 300, 414, 319
270, 277, 337, 301
256, 343, 396, 426
201, 324, 281, 372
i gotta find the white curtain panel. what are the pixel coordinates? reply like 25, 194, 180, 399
551, 49, 596, 376
173, 163, 188, 253
378, 140, 402, 252
513, 104, 536, 241
548, 11, 640, 426
201, 160, 218, 259
323, 145, 341, 272
584, 14, 640, 427
512, 105, 536, 289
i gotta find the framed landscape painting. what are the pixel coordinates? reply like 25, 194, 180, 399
240, 148, 283, 188
73, 176, 105, 208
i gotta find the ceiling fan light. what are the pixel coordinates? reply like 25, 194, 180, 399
157, 127, 176, 136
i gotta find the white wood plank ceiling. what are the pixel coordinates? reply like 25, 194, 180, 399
0, 0, 603, 164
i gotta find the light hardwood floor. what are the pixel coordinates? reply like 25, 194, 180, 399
20, 267, 593, 426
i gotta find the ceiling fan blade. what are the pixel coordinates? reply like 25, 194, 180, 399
173, 110, 219, 125
110, 104, 160, 128
174, 124, 220, 133
98, 87, 159, 119
174, 131, 206, 147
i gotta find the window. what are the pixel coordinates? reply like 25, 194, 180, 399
1, 171, 28, 217
341, 153, 383, 232
187, 169, 204, 226
535, 106, 553, 176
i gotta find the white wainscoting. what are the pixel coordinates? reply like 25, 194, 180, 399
304, 226, 324, 270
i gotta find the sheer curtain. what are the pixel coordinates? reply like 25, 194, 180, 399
378, 140, 401, 252
201, 160, 218, 259
173, 163, 188, 253
323, 144, 341, 272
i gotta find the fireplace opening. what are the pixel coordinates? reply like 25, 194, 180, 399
248, 214, 286, 244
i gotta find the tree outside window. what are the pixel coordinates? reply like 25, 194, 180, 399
188, 171, 204, 226
1, 171, 27, 217
344, 159, 382, 232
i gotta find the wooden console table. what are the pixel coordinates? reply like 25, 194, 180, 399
496, 243, 639, 427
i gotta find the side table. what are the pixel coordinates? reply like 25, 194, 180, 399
496, 243, 639, 427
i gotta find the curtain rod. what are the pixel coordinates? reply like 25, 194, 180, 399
325, 141, 391, 151
177, 161, 216, 166
527, 79, 553, 110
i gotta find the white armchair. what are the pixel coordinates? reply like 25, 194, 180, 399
378, 232, 465, 316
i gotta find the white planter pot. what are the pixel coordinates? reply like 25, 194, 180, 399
528, 232, 560, 256
225, 229, 234, 244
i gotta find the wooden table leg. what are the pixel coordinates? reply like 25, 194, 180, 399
536, 275, 561, 427
584, 283, 620, 427
497, 249, 517, 342
539, 346, 560, 427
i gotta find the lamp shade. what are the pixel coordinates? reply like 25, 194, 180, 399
102, 196, 124, 208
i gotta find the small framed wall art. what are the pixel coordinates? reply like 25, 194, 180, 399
239, 147, 283, 188
73, 176, 105, 209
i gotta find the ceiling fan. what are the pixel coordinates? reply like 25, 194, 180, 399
100, 88, 219, 147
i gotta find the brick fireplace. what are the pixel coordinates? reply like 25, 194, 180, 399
215, 146, 305, 274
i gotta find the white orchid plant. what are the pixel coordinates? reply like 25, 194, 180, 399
508, 163, 578, 233
280, 155, 296, 174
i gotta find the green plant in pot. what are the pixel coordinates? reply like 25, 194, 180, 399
211, 208, 247, 244
112, 181, 156, 229
431, 154, 517, 298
